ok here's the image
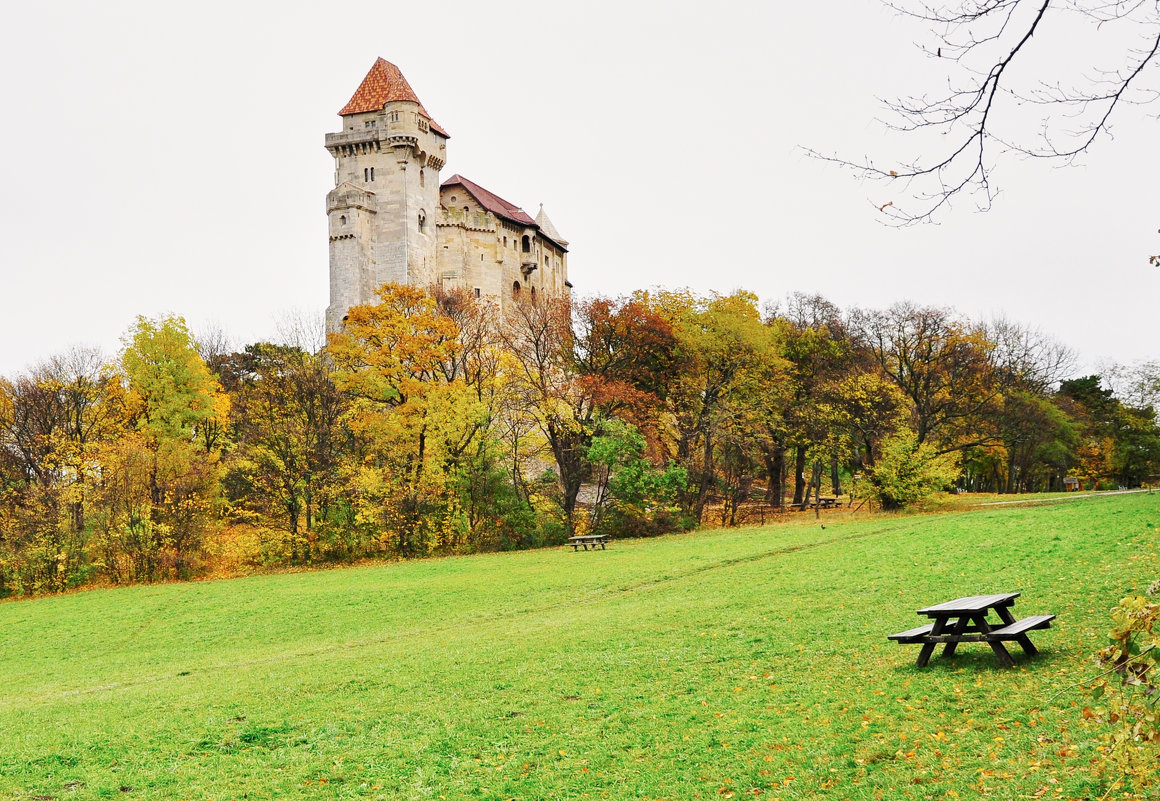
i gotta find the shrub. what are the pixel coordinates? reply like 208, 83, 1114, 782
1086, 591, 1160, 792
866, 427, 960, 510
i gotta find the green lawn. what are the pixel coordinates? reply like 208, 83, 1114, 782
1, 493, 1157, 800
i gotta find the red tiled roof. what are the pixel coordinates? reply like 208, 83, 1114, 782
339, 58, 449, 137
442, 175, 568, 251
442, 174, 536, 226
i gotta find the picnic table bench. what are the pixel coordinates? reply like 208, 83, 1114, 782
786, 497, 840, 511
568, 534, 610, 551
888, 593, 1056, 668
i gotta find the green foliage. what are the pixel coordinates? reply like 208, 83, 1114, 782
121, 315, 228, 446
866, 426, 960, 509
586, 418, 687, 536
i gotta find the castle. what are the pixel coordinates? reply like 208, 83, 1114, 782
325, 58, 571, 331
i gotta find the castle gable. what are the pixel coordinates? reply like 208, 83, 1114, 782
441, 175, 536, 227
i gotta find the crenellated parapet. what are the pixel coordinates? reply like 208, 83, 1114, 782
326, 183, 377, 215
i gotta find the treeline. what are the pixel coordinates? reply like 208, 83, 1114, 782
2, 286, 1158, 596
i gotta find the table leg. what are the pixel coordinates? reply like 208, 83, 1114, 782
942, 615, 970, 658
916, 617, 947, 668
1016, 635, 1039, 657
975, 612, 1016, 668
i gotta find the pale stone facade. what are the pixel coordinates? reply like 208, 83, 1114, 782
325, 59, 569, 330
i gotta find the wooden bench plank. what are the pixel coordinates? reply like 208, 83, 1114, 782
984, 614, 1056, 640
887, 623, 935, 642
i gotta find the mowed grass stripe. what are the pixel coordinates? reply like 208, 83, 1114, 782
1, 493, 1157, 800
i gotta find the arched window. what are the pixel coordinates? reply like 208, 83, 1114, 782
363, 168, 369, 182
521, 235, 531, 253
420, 168, 425, 187
370, 167, 375, 181
339, 215, 347, 225
418, 209, 426, 233
512, 281, 521, 297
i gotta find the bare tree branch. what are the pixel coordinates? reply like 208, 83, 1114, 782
805, 0, 1160, 225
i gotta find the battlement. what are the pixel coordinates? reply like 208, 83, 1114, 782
439, 207, 494, 231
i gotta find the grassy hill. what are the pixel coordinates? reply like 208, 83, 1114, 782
2, 493, 1157, 800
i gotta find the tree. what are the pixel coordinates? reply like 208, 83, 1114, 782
329, 284, 487, 556
114, 315, 228, 578
122, 316, 230, 449
1059, 374, 1160, 488
655, 291, 787, 522
767, 294, 853, 508
807, 1, 1160, 225
221, 342, 348, 553
499, 295, 594, 535
851, 302, 998, 452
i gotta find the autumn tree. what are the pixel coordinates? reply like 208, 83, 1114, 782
103, 315, 229, 580
329, 283, 487, 555
498, 294, 596, 535
220, 342, 349, 557
851, 302, 998, 453
767, 294, 855, 508
653, 291, 787, 523
0, 348, 127, 593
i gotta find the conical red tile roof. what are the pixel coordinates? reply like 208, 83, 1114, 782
339, 58, 448, 137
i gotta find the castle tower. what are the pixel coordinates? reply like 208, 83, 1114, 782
324, 58, 449, 330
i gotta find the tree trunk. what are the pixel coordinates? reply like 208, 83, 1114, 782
792, 445, 807, 506
694, 428, 715, 523
830, 450, 841, 496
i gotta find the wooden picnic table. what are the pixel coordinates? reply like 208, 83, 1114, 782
567, 534, 609, 551
814, 497, 839, 509
888, 593, 1055, 668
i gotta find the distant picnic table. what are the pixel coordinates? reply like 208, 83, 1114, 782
888, 592, 1055, 668
787, 497, 842, 511
567, 534, 609, 551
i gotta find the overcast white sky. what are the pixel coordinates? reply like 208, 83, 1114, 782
1, 0, 1156, 377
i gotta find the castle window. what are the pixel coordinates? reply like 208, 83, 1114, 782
512, 281, 521, 297
364, 120, 376, 129
530, 287, 537, 302
521, 235, 531, 253
463, 207, 469, 214
340, 215, 347, 225
420, 168, 425, 187
418, 209, 427, 233
364, 168, 368, 182
370, 167, 375, 181
474, 287, 481, 298
503, 236, 507, 247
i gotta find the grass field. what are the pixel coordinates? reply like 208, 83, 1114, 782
1, 493, 1158, 800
